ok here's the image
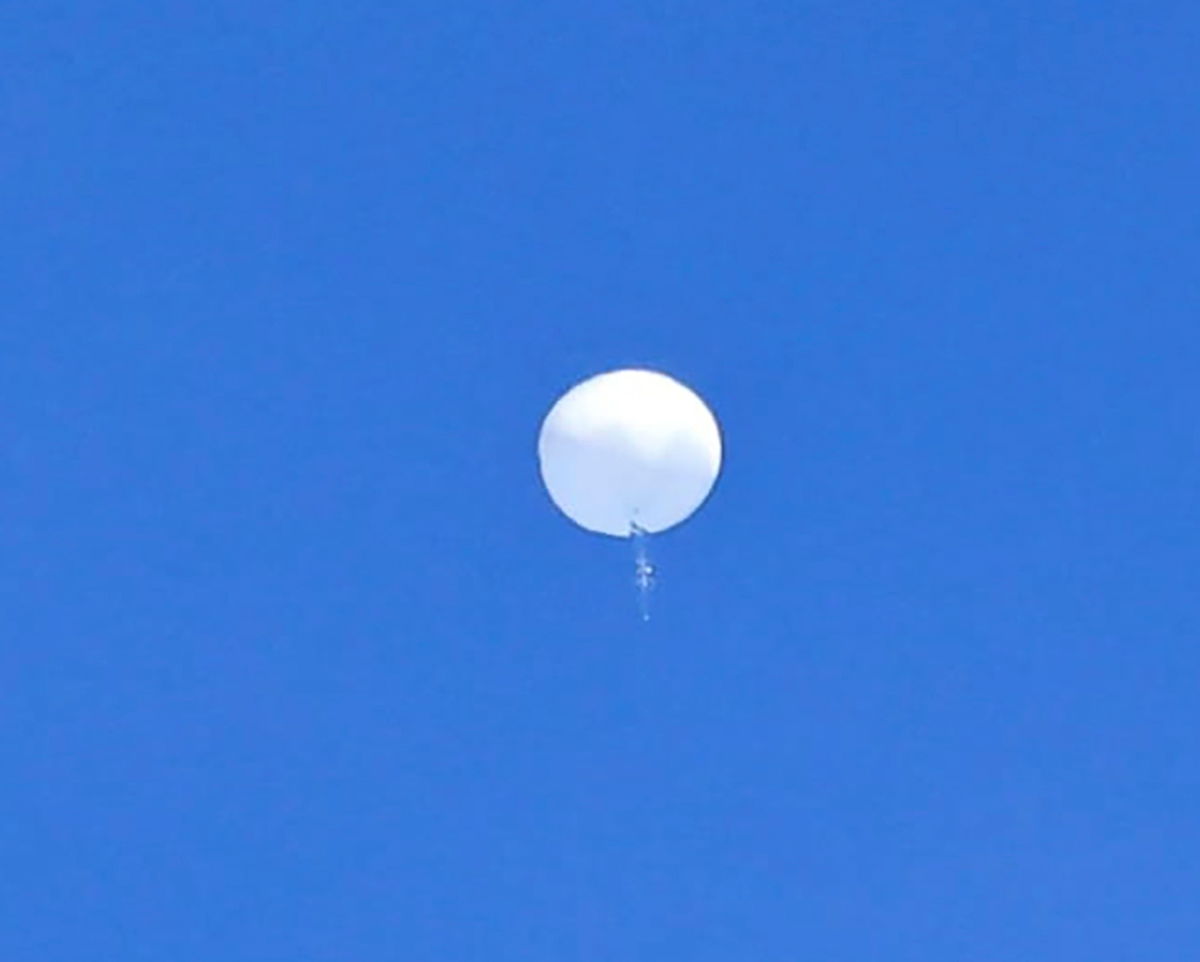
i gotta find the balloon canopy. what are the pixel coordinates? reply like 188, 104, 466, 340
537, 368, 722, 537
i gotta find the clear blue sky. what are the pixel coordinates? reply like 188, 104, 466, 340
4, 2, 1198, 958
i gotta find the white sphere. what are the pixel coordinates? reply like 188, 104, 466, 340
537, 368, 722, 537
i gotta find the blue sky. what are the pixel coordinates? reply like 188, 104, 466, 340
4, 1, 1199, 958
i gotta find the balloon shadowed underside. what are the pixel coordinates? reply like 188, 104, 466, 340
538, 368, 723, 537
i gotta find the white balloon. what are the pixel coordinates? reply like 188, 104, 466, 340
538, 368, 722, 537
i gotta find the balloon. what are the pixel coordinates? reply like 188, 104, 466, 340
538, 368, 722, 537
